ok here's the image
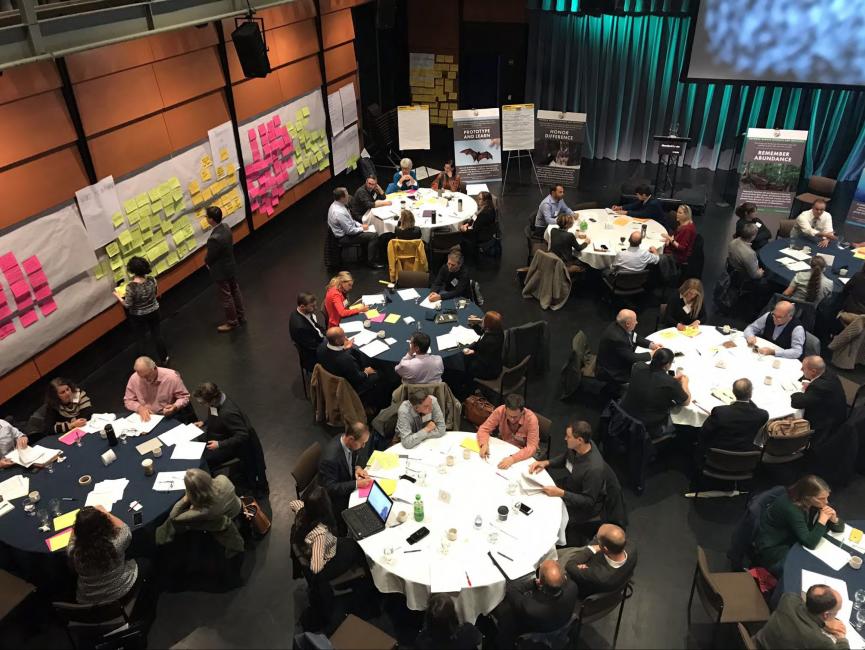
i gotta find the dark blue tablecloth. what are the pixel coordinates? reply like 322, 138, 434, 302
342, 290, 485, 364
758, 238, 863, 291
0, 417, 203, 554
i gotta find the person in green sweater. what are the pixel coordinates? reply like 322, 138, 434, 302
754, 475, 844, 576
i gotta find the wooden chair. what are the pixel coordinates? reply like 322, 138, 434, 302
291, 441, 322, 498
775, 219, 797, 239
795, 175, 836, 205
329, 613, 397, 650
395, 269, 429, 288
475, 355, 530, 406
687, 546, 770, 647
737, 623, 758, 650
0, 569, 35, 622
695, 448, 762, 497
572, 581, 634, 649
535, 413, 552, 460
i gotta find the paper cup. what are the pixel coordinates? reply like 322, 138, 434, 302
78, 475, 92, 486
772, 359, 781, 369
141, 459, 154, 476
463, 448, 471, 460
840, 268, 849, 277
152, 446, 162, 458
396, 511, 408, 524
28, 490, 40, 503
850, 556, 863, 570
100, 450, 117, 466
447, 528, 457, 541
446, 455, 455, 467
764, 375, 773, 386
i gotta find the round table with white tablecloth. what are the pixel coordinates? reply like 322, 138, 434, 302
349, 431, 566, 623
544, 208, 667, 270
365, 188, 478, 243
637, 325, 804, 428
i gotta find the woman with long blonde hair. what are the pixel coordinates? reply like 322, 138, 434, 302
324, 272, 367, 328
661, 278, 706, 329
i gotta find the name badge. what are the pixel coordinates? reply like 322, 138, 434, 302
450, 278, 459, 287
209, 407, 218, 416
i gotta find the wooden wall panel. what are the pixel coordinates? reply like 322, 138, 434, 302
0, 148, 88, 229
153, 48, 224, 108
0, 362, 41, 405
0, 91, 77, 168
270, 20, 320, 67
276, 56, 323, 101
321, 9, 354, 49
463, 0, 527, 22
232, 74, 285, 122
407, 0, 459, 51
34, 305, 125, 376
320, 0, 372, 12
66, 39, 155, 83
323, 42, 357, 82
259, 0, 317, 29
88, 115, 172, 180
147, 24, 219, 60
74, 66, 163, 135
0, 61, 61, 105
325, 72, 358, 97
163, 92, 230, 152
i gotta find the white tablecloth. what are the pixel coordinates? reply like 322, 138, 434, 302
640, 326, 804, 427
544, 208, 667, 270
349, 431, 565, 623
365, 188, 478, 243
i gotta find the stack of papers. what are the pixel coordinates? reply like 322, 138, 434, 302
362, 294, 386, 305
113, 413, 164, 435
360, 339, 390, 358
367, 450, 400, 471
451, 325, 480, 346
86, 478, 130, 511
5, 445, 60, 468
828, 524, 865, 554
804, 537, 851, 571
341, 321, 365, 334
419, 296, 439, 309
776, 257, 811, 272
158, 423, 203, 447
171, 441, 206, 460
135, 438, 163, 455
0, 474, 29, 501
350, 329, 378, 347
436, 333, 459, 351
778, 247, 811, 260
519, 470, 555, 495
153, 471, 187, 491
82, 413, 117, 434
396, 288, 420, 300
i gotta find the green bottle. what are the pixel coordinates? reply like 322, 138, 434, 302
414, 494, 424, 522
580, 218, 588, 232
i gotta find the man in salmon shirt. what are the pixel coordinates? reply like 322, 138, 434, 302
476, 393, 539, 470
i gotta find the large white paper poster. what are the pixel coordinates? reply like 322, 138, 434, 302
333, 124, 360, 175
502, 104, 535, 151
76, 176, 126, 250
328, 89, 345, 135
453, 108, 502, 182
398, 105, 430, 150
339, 83, 358, 127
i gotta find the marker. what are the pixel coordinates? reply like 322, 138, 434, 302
61, 497, 77, 501
465, 571, 472, 587
498, 551, 514, 561
404, 549, 422, 554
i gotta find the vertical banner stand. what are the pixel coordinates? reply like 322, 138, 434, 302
502, 150, 543, 197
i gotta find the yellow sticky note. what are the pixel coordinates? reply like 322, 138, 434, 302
683, 326, 701, 338
111, 212, 124, 228
365, 309, 380, 318
202, 187, 213, 201
122, 199, 137, 214
216, 166, 225, 179
367, 450, 400, 470
47, 528, 73, 552
201, 168, 212, 182
118, 230, 132, 248
172, 231, 186, 247
219, 147, 229, 162
165, 251, 179, 267
115, 282, 126, 297
460, 437, 480, 453
200, 218, 211, 230
378, 479, 397, 496
154, 260, 169, 275
384, 314, 401, 324
53, 509, 80, 531
659, 330, 680, 340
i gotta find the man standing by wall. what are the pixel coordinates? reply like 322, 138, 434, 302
205, 206, 246, 333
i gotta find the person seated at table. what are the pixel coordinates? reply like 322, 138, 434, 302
790, 356, 847, 443
753, 474, 844, 576
192, 382, 253, 468
755, 584, 849, 650
349, 173, 390, 222
698, 378, 767, 455
393, 209, 422, 240
44, 377, 93, 436
548, 213, 589, 273
316, 327, 386, 410
783, 256, 833, 305
744, 301, 805, 358
558, 524, 637, 598
395, 331, 443, 384
534, 184, 573, 236
428, 248, 470, 302
290, 292, 326, 373
395, 389, 446, 449
462, 310, 504, 382
324, 271, 368, 328
612, 184, 673, 232
0, 418, 27, 468
661, 204, 697, 266
319, 422, 372, 515
611, 231, 659, 274
155, 468, 244, 556
727, 223, 766, 282
430, 160, 463, 193
123, 356, 190, 422
791, 199, 836, 248
327, 187, 382, 269
476, 393, 539, 470
459, 190, 497, 257
385, 158, 418, 194
529, 420, 607, 525
415, 593, 482, 650
734, 201, 770, 250
661, 279, 706, 329
596, 309, 661, 387
620, 348, 690, 438
838, 265, 865, 326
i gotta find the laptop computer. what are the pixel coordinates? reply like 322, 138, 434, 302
342, 480, 394, 540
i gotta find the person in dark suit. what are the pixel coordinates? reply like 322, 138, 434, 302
660, 279, 706, 329
318, 422, 372, 515
734, 201, 770, 251
205, 206, 245, 333
459, 191, 498, 258
289, 292, 325, 372
429, 248, 471, 302
621, 348, 690, 438
464, 310, 504, 380
415, 594, 482, 650
791, 356, 847, 443
699, 378, 768, 455
612, 184, 674, 232
316, 327, 387, 410
596, 309, 661, 387
755, 585, 849, 649
561, 524, 637, 598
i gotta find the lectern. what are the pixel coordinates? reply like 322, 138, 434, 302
653, 135, 690, 198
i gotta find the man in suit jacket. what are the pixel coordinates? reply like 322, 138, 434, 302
755, 585, 849, 650
316, 327, 387, 410
791, 356, 847, 443
318, 422, 372, 515
597, 309, 661, 386
205, 206, 245, 332
699, 378, 768, 454
289, 292, 325, 372
560, 524, 637, 598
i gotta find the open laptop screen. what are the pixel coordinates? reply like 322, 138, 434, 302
367, 480, 393, 523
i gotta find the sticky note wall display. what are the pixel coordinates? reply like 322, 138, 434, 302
409, 53, 458, 127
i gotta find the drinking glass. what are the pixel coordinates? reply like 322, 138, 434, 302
855, 589, 865, 605
75, 432, 83, 447
511, 501, 522, 515
382, 546, 395, 565
36, 508, 50, 528
417, 470, 427, 487
507, 480, 519, 496
46, 461, 54, 474
487, 531, 498, 545
856, 609, 865, 631
48, 498, 61, 517
23, 497, 36, 517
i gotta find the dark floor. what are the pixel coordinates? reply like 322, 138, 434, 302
4, 157, 865, 649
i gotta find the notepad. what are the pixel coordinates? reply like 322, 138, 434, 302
384, 313, 401, 324
58, 429, 86, 445
365, 309, 380, 318
46, 528, 73, 552
53, 509, 80, 531
367, 450, 400, 470
135, 438, 163, 456
360, 339, 389, 358
436, 333, 459, 351
460, 437, 480, 453
396, 288, 420, 300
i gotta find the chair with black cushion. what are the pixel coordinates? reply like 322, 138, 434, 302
291, 442, 322, 498
795, 175, 836, 206
24, 404, 47, 443
680, 233, 704, 281
572, 581, 634, 649
759, 429, 813, 465
325, 229, 364, 270
396, 269, 429, 289
601, 270, 651, 310
737, 623, 758, 650
475, 355, 530, 406
429, 230, 464, 270
515, 614, 576, 649
524, 224, 547, 266
694, 448, 762, 498
687, 546, 770, 647
775, 219, 797, 240
535, 413, 552, 460
571, 201, 599, 211
839, 376, 865, 416
52, 600, 144, 650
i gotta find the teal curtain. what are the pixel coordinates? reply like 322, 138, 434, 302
526, 10, 865, 180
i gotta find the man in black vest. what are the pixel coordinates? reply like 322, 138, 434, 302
289, 292, 325, 372
791, 356, 847, 442
744, 300, 805, 359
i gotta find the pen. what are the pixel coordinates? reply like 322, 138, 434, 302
495, 472, 509, 480
61, 497, 77, 501
404, 549, 422, 554
498, 551, 514, 561
465, 571, 472, 587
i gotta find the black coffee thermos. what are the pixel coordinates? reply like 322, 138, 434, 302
431, 210, 437, 225
105, 424, 118, 447
458, 198, 463, 212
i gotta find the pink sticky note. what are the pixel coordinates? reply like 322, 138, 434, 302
9, 280, 29, 300
21, 256, 40, 275
251, 200, 260, 211
257, 124, 267, 136
247, 129, 257, 142
59, 428, 86, 445
285, 157, 294, 169
19, 307, 38, 328
0, 305, 10, 320
34, 284, 52, 301
3, 265, 23, 285
369, 314, 387, 323
0, 252, 16, 271
15, 295, 32, 311
271, 196, 279, 207
0, 321, 14, 340
39, 298, 57, 317
272, 115, 281, 127
263, 205, 274, 217
357, 483, 372, 498
28, 270, 48, 289
251, 148, 261, 162
0, 288, 6, 308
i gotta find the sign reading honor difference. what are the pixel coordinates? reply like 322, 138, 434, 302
453, 108, 502, 183
534, 111, 587, 188
736, 128, 808, 214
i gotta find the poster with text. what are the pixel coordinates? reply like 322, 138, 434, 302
845, 167, 865, 239
453, 108, 501, 183
534, 110, 587, 188
736, 128, 808, 214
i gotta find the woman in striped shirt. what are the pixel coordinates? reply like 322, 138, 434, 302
45, 377, 93, 435
290, 486, 364, 579
115, 256, 169, 365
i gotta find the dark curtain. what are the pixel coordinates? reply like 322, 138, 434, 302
525, 10, 865, 180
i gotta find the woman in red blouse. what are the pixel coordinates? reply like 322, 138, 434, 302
663, 204, 697, 265
324, 271, 367, 328
430, 160, 463, 193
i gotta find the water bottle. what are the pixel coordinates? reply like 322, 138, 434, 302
104, 424, 118, 448
458, 198, 463, 213
414, 494, 424, 522
431, 210, 437, 225
474, 515, 483, 529
580, 219, 588, 233
641, 224, 647, 239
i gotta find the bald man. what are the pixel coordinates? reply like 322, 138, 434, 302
123, 356, 189, 421
755, 584, 848, 649
597, 309, 662, 387
559, 524, 637, 598
791, 356, 846, 442
744, 300, 806, 359
611, 231, 660, 273
316, 327, 386, 409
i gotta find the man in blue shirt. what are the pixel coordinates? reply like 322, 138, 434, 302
744, 300, 805, 359
534, 184, 574, 236
613, 184, 675, 233
327, 187, 383, 269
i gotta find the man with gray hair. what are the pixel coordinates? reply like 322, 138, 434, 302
699, 377, 768, 454
727, 222, 765, 281
791, 355, 847, 442
123, 356, 189, 421
395, 390, 446, 449
745, 300, 805, 358
597, 309, 661, 387
429, 247, 470, 302
327, 186, 382, 268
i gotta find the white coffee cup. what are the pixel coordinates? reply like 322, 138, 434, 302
764, 375, 773, 386
100, 449, 117, 466
152, 446, 162, 458
850, 556, 862, 570
840, 268, 849, 277
141, 459, 154, 476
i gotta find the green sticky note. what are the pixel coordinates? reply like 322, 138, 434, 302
154, 260, 169, 275
176, 242, 188, 258
138, 214, 149, 231
172, 189, 183, 202
147, 189, 160, 202
302, 107, 311, 117
318, 160, 329, 171
287, 124, 295, 134
93, 262, 105, 280
109, 255, 123, 270
164, 204, 176, 217
322, 144, 330, 155
172, 231, 186, 247
165, 251, 179, 267
106, 242, 120, 257
139, 204, 152, 217
122, 199, 137, 214
297, 164, 306, 175
161, 220, 172, 234
127, 209, 140, 225
182, 224, 194, 239
169, 177, 181, 189
113, 267, 126, 282
145, 241, 168, 262
118, 230, 132, 247
136, 194, 148, 208
111, 212, 124, 228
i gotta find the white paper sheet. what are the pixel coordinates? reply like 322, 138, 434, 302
840, 277, 851, 285
419, 296, 438, 309
350, 329, 378, 346
362, 294, 386, 305
466, 184, 490, 195
327, 89, 344, 135
115, 413, 164, 434
804, 537, 852, 571
817, 253, 835, 266
828, 524, 865, 555
158, 423, 203, 447
0, 475, 29, 501
341, 321, 365, 334
787, 261, 811, 272
339, 84, 358, 126
5, 445, 60, 468
403, 316, 416, 324
384, 337, 397, 345
0, 501, 13, 518
396, 288, 421, 300
85, 491, 117, 511
436, 333, 459, 351
153, 471, 187, 491
76, 175, 126, 250
91, 478, 129, 505
398, 106, 431, 150
171, 441, 206, 461
360, 339, 390, 358
779, 247, 812, 261
82, 413, 117, 434
451, 325, 480, 345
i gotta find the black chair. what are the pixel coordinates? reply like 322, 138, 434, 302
535, 413, 552, 460
325, 229, 364, 270
524, 224, 547, 266
680, 233, 704, 280
572, 581, 634, 649
601, 270, 651, 310
759, 430, 813, 465
515, 614, 576, 649
839, 376, 865, 416
52, 600, 145, 650
294, 342, 311, 399
775, 219, 797, 239
475, 355, 530, 406
695, 448, 762, 498
429, 230, 463, 270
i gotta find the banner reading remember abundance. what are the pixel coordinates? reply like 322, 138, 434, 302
736, 128, 808, 215
453, 108, 501, 183
533, 111, 587, 188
